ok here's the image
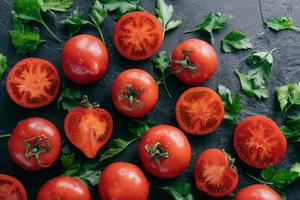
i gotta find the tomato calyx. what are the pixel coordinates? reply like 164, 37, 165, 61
24, 135, 52, 167
80, 95, 100, 108
145, 142, 168, 164
173, 49, 198, 73
120, 84, 144, 110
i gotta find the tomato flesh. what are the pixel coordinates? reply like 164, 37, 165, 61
6, 58, 60, 108
113, 11, 163, 60
176, 87, 224, 135
0, 174, 27, 200
233, 115, 287, 168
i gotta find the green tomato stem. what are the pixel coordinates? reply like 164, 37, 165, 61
291, 26, 300, 32
0, 134, 11, 138
40, 21, 62, 43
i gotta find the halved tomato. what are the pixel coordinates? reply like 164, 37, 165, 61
194, 148, 238, 197
113, 11, 163, 60
175, 87, 224, 135
64, 105, 113, 158
0, 174, 27, 200
233, 115, 287, 169
6, 58, 60, 108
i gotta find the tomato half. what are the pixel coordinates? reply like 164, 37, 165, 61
194, 148, 238, 197
175, 87, 224, 135
8, 117, 61, 171
0, 174, 27, 200
6, 58, 60, 108
64, 106, 113, 158
111, 69, 159, 117
36, 176, 91, 200
171, 39, 218, 85
99, 162, 150, 200
62, 34, 109, 84
234, 184, 282, 200
138, 125, 191, 178
233, 115, 287, 169
113, 11, 164, 60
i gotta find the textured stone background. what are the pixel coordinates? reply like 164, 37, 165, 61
1, 0, 300, 199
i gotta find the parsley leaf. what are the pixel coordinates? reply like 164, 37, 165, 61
277, 83, 300, 115
10, 16, 45, 54
157, 178, 194, 200
152, 51, 172, 98
281, 115, 300, 142
236, 48, 276, 99
61, 7, 88, 36
218, 85, 242, 123
59, 142, 76, 169
185, 12, 231, 43
128, 119, 156, 138
42, 0, 73, 13
155, 0, 183, 36
100, 0, 142, 19
57, 87, 83, 111
0, 53, 8, 79
222, 31, 253, 53
265, 16, 300, 33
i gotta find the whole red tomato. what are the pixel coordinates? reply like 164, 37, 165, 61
194, 148, 238, 197
234, 184, 281, 200
171, 39, 218, 85
138, 125, 191, 178
98, 162, 150, 200
8, 117, 61, 171
111, 69, 159, 117
62, 34, 109, 84
36, 176, 91, 200
0, 174, 27, 200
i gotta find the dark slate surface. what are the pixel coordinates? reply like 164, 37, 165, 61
1, 0, 300, 199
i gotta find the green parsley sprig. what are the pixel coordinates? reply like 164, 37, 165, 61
277, 83, 300, 115
0, 53, 8, 79
281, 114, 300, 143
266, 16, 300, 33
222, 31, 253, 53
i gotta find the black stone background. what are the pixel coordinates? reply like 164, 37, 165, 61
1, 0, 300, 199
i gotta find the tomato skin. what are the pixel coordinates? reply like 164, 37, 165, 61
36, 176, 91, 200
234, 184, 282, 200
0, 174, 27, 200
99, 162, 150, 200
194, 148, 238, 197
6, 58, 60, 108
62, 34, 109, 84
113, 11, 163, 60
233, 115, 287, 169
175, 87, 224, 135
111, 69, 159, 117
138, 125, 191, 178
8, 117, 61, 171
171, 39, 218, 85
64, 106, 113, 158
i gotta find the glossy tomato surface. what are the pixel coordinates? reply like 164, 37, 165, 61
113, 11, 163, 60
36, 176, 91, 200
175, 87, 224, 135
138, 125, 191, 178
6, 58, 60, 108
99, 162, 150, 200
8, 117, 61, 171
233, 115, 287, 169
234, 184, 282, 200
171, 39, 218, 85
111, 69, 159, 117
0, 174, 27, 200
62, 34, 109, 84
194, 148, 238, 197
64, 106, 113, 158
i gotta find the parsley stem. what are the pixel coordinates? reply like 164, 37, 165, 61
0, 134, 11, 138
161, 72, 171, 98
95, 26, 105, 44
246, 173, 273, 185
291, 26, 300, 32
137, 6, 146, 12
184, 28, 199, 34
40, 21, 62, 43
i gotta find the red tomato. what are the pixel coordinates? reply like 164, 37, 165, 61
111, 69, 159, 117
233, 115, 287, 169
175, 87, 224, 135
8, 117, 61, 171
64, 106, 113, 158
0, 174, 27, 200
36, 176, 91, 200
138, 125, 191, 178
194, 148, 238, 197
62, 34, 109, 84
234, 184, 282, 200
99, 162, 150, 200
6, 58, 60, 108
113, 11, 163, 60
171, 39, 218, 85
